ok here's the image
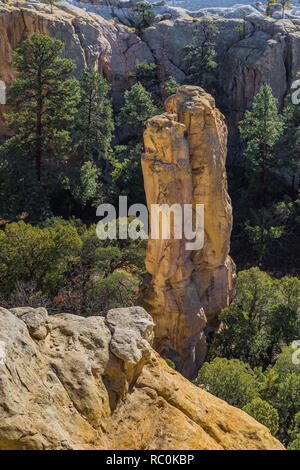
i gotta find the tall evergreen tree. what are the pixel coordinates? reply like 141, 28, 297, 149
129, 61, 162, 106
183, 18, 219, 87
238, 84, 285, 266
112, 82, 158, 204
74, 66, 114, 167
239, 83, 284, 197
1, 33, 80, 182
277, 92, 300, 194
117, 82, 158, 138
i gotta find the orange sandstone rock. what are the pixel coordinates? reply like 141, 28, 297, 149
140, 86, 235, 378
0, 306, 284, 451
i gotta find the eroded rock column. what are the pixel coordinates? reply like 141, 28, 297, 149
140, 86, 235, 378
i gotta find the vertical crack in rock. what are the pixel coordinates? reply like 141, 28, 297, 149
139, 86, 235, 379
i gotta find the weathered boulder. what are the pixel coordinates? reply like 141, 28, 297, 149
140, 86, 235, 378
0, 306, 284, 450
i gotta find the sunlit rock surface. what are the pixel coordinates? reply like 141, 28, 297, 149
140, 86, 235, 378
0, 306, 284, 450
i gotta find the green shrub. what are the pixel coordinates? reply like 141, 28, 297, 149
242, 398, 279, 436
196, 358, 260, 408
165, 358, 176, 370
86, 272, 138, 314
288, 435, 300, 450
210, 268, 300, 369
0, 220, 82, 296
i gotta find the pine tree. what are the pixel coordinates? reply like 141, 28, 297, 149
183, 18, 219, 87
278, 0, 291, 18
238, 84, 285, 266
277, 91, 300, 194
113, 83, 158, 205
239, 83, 284, 196
165, 76, 180, 97
129, 61, 161, 105
2, 33, 80, 182
74, 66, 114, 167
43, 0, 59, 14
117, 82, 158, 137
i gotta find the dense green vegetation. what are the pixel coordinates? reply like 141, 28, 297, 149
0, 218, 146, 315
0, 28, 299, 449
0, 34, 151, 311
208, 268, 300, 369
199, 267, 300, 447
1, 34, 80, 183
230, 82, 300, 274
197, 340, 300, 447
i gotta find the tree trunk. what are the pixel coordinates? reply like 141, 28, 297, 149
36, 70, 43, 181
36, 113, 42, 181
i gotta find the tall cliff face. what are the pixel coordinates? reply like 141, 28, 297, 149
140, 86, 234, 378
0, 3, 300, 150
0, 3, 153, 132
143, 15, 300, 161
0, 306, 284, 450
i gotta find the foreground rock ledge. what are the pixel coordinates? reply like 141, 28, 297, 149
0, 306, 283, 450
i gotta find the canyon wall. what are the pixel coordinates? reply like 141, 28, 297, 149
140, 86, 234, 378
0, 2, 153, 131
0, 305, 284, 450
1, 4, 300, 145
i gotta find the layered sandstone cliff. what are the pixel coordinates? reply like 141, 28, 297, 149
0, 306, 284, 450
1, 3, 300, 142
140, 86, 234, 378
0, 2, 153, 132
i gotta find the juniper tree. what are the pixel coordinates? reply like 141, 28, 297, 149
130, 2, 155, 36
2, 33, 80, 182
